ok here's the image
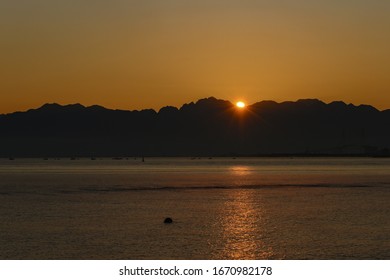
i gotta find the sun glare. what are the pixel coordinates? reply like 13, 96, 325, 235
236, 101, 246, 108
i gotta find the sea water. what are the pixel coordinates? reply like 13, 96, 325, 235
0, 157, 389, 259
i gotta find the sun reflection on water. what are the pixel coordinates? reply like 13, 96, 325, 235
215, 189, 274, 259
228, 166, 254, 186
229, 166, 252, 176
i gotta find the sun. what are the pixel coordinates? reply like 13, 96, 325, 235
236, 101, 246, 108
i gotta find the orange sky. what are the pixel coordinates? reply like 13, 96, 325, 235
1, 0, 390, 113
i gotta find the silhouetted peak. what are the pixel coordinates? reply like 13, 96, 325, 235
178, 98, 233, 116
36, 103, 86, 112
196, 96, 230, 105
252, 99, 326, 112
64, 103, 85, 110
158, 106, 179, 114
179, 102, 195, 111
87, 105, 107, 111
329, 101, 347, 108
258, 100, 278, 105
139, 109, 157, 115
195, 97, 232, 109
38, 103, 63, 111
357, 104, 379, 113
196, 96, 218, 104
343, 103, 377, 113
251, 100, 278, 109
296, 99, 325, 106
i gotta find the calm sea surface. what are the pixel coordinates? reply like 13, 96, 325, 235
0, 157, 389, 259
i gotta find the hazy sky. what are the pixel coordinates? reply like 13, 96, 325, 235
1, 0, 389, 113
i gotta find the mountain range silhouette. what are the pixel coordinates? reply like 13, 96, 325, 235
1, 97, 389, 157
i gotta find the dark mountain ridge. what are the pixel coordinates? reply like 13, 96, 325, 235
1, 97, 389, 157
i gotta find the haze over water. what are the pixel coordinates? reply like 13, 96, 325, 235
1, 157, 389, 259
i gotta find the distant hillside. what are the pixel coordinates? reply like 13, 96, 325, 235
1, 97, 390, 157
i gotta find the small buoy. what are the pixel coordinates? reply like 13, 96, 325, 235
164, 217, 173, 224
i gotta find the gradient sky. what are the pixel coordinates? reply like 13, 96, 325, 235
1, 0, 389, 113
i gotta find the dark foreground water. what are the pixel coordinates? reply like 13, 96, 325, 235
0, 157, 389, 259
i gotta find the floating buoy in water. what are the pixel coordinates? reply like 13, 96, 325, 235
164, 217, 173, 224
